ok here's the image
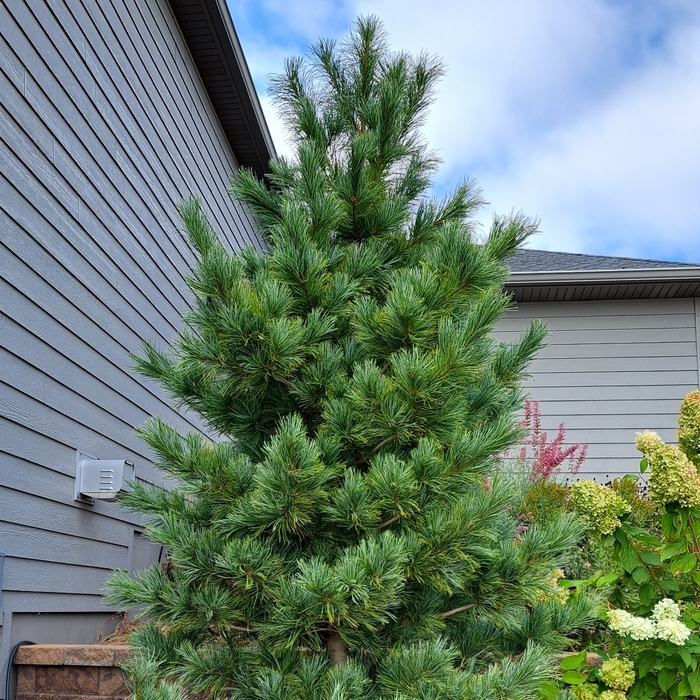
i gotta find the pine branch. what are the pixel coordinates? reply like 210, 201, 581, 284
377, 514, 401, 531
440, 603, 476, 619
371, 434, 397, 455
357, 434, 397, 467
272, 374, 294, 389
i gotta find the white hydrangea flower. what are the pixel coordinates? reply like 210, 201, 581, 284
607, 609, 634, 633
656, 619, 692, 645
608, 608, 655, 639
600, 691, 627, 700
652, 598, 681, 622
608, 603, 692, 645
626, 616, 656, 641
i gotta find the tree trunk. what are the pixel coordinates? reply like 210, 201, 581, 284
325, 629, 348, 665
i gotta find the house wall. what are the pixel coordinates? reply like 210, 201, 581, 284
494, 297, 700, 483
0, 0, 263, 682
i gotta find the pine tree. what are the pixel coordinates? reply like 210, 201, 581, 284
107, 17, 598, 700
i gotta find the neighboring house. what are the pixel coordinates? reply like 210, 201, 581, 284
496, 249, 700, 482
0, 0, 273, 684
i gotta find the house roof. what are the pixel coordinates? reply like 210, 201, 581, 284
168, 0, 276, 179
508, 248, 700, 272
505, 249, 700, 302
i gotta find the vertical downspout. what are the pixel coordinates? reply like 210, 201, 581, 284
0, 554, 7, 699
0, 553, 4, 620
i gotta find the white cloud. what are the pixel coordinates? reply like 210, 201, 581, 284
479, 20, 700, 259
259, 94, 295, 157
357, 0, 625, 158
234, 0, 700, 261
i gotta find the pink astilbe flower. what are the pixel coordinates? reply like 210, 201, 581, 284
521, 400, 588, 482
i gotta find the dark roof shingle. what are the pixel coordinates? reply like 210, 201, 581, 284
507, 249, 699, 273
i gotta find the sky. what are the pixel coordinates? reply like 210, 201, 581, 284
228, 0, 700, 263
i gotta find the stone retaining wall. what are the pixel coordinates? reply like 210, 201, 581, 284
13, 645, 132, 700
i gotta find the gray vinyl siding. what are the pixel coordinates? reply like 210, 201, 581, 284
0, 0, 263, 665
494, 298, 700, 482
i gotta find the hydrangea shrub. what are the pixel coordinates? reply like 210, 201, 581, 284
560, 391, 700, 700
678, 391, 700, 469
635, 430, 700, 508
569, 481, 630, 536
599, 658, 635, 692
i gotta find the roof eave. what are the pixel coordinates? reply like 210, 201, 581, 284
505, 267, 700, 303
168, 0, 276, 179
507, 267, 700, 287
207, 0, 277, 162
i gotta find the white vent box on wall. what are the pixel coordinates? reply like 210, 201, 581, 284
75, 451, 135, 502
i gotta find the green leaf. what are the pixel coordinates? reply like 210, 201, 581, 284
663, 513, 682, 538
616, 529, 630, 547
601, 533, 615, 547
639, 582, 658, 606
641, 678, 661, 699
620, 546, 640, 573
637, 649, 659, 678
659, 642, 685, 655
678, 678, 692, 697
637, 533, 663, 547
632, 566, 651, 583
661, 654, 684, 669
658, 668, 676, 692
686, 636, 700, 654
662, 541, 688, 561
561, 670, 588, 685
661, 578, 681, 592
672, 553, 697, 574
679, 647, 695, 670
640, 458, 649, 473
643, 679, 661, 698
596, 572, 619, 587
582, 572, 602, 587
560, 650, 588, 671
693, 571, 700, 586
559, 579, 586, 590
628, 525, 650, 536
640, 550, 662, 566
687, 670, 700, 696
538, 681, 559, 700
